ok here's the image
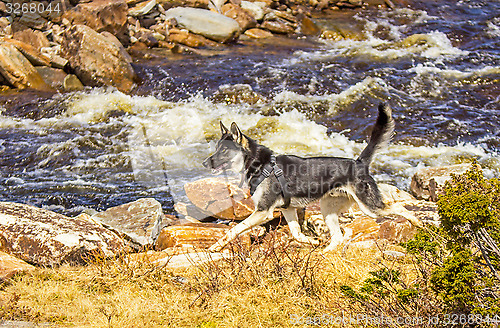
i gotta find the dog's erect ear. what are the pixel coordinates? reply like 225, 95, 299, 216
230, 122, 241, 140
230, 122, 249, 149
220, 121, 229, 135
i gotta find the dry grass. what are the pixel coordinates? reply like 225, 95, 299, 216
0, 234, 417, 328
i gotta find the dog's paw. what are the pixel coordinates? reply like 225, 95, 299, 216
208, 243, 223, 253
321, 240, 342, 253
295, 234, 320, 246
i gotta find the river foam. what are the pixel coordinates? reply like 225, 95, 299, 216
2, 89, 495, 201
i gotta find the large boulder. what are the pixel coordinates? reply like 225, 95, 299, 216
61, 25, 137, 92
0, 251, 35, 280
91, 198, 175, 249
164, 7, 241, 43
410, 163, 473, 201
62, 0, 129, 43
0, 202, 125, 267
184, 177, 255, 220
0, 43, 49, 90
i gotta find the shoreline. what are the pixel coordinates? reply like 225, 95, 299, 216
0, 0, 397, 94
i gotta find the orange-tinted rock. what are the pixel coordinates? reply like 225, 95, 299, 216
378, 217, 416, 243
184, 178, 255, 220
167, 28, 219, 48
36, 66, 67, 90
222, 3, 257, 31
0, 43, 49, 90
4, 38, 50, 67
13, 28, 50, 51
62, 25, 137, 92
62, 0, 128, 41
244, 28, 273, 39
0, 251, 35, 280
343, 217, 380, 241
155, 223, 250, 249
300, 16, 320, 36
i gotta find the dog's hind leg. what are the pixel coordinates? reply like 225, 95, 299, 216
320, 196, 353, 252
281, 208, 320, 246
209, 209, 272, 252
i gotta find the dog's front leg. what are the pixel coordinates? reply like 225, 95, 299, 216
209, 210, 272, 252
281, 208, 320, 246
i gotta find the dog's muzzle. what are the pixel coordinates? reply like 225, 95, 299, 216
202, 157, 212, 169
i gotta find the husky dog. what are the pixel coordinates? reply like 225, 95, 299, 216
203, 103, 412, 252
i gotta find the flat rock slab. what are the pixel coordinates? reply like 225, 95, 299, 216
91, 198, 174, 248
0, 202, 125, 267
0, 251, 35, 280
164, 7, 241, 43
129, 250, 234, 269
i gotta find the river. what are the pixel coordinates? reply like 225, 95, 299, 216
0, 0, 499, 216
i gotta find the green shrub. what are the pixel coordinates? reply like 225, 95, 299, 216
341, 164, 500, 326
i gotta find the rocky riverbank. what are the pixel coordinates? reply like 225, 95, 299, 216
0, 0, 397, 93
0, 163, 468, 280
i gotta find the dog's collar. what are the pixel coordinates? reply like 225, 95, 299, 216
246, 155, 291, 208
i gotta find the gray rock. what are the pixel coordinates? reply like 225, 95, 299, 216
62, 24, 137, 92
91, 198, 175, 249
240, 1, 267, 21
63, 74, 84, 91
164, 7, 240, 43
19, 11, 48, 30
410, 163, 474, 201
0, 43, 49, 90
36, 66, 67, 90
0, 202, 125, 267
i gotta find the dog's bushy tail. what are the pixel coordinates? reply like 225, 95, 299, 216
357, 102, 394, 165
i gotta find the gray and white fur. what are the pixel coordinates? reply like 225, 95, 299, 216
203, 103, 403, 252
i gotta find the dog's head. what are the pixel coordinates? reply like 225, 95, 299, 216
203, 122, 251, 174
